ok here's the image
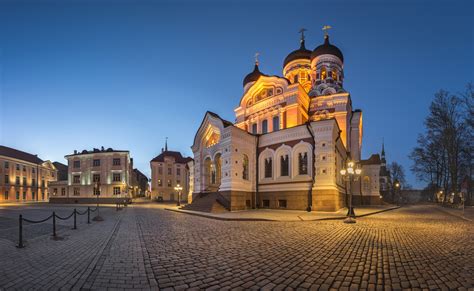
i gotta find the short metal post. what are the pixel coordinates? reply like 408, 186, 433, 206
17, 214, 24, 248
52, 212, 57, 238
73, 209, 77, 230
87, 207, 90, 224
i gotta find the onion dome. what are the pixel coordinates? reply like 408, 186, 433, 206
283, 39, 311, 68
243, 62, 264, 87
311, 35, 344, 63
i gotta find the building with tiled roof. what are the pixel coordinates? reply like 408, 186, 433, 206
0, 145, 58, 202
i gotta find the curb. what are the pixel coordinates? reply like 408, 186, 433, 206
165, 206, 401, 222
434, 207, 473, 222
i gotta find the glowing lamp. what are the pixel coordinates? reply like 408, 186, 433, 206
340, 169, 347, 176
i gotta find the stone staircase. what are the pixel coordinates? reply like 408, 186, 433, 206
181, 192, 228, 213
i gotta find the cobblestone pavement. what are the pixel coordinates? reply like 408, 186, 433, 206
0, 204, 472, 290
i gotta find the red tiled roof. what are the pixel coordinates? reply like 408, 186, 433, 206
360, 154, 381, 165
0, 145, 44, 164
150, 151, 193, 164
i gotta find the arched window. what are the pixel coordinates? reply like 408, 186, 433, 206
242, 155, 249, 180
280, 155, 289, 176
321, 68, 327, 80
331, 69, 338, 81
262, 120, 268, 134
264, 158, 272, 178
294, 75, 299, 83
272, 116, 280, 131
298, 152, 308, 175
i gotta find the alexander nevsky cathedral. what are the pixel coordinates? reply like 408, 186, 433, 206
190, 28, 389, 211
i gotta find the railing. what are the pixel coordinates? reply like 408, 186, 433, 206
17, 207, 99, 248
215, 192, 230, 211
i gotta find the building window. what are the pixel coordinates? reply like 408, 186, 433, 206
4, 162, 9, 169
32, 168, 35, 174
4, 175, 9, 184
363, 176, 370, 192
298, 152, 308, 175
73, 160, 80, 168
252, 123, 257, 134
73, 175, 80, 184
113, 158, 121, 166
93, 187, 101, 196
278, 200, 287, 208
23, 191, 26, 200
264, 158, 272, 178
158, 179, 162, 187
177, 168, 181, 176
32, 191, 36, 200
176, 180, 181, 186
262, 120, 268, 134
23, 165, 26, 172
53, 188, 58, 196
332, 69, 338, 81
242, 154, 249, 180
16, 164, 20, 171
167, 180, 172, 187
73, 188, 80, 196
32, 178, 36, 186
167, 167, 172, 175
61, 188, 66, 196
262, 199, 270, 208
93, 159, 101, 167
41, 179, 45, 188
280, 155, 289, 176
4, 189, 8, 200
158, 167, 163, 175
16, 176, 20, 185
16, 191, 20, 200
113, 173, 121, 182
273, 116, 280, 131
23, 177, 27, 186
294, 75, 298, 83
92, 174, 101, 183
321, 68, 327, 80
113, 187, 121, 195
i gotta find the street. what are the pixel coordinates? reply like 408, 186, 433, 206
0, 203, 472, 290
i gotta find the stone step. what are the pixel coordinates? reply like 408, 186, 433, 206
181, 192, 228, 213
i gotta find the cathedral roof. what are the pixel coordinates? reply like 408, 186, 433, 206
311, 35, 344, 63
243, 63, 266, 87
283, 39, 311, 68
360, 154, 381, 165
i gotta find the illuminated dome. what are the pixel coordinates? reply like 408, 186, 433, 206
311, 35, 344, 63
283, 39, 311, 68
243, 63, 265, 87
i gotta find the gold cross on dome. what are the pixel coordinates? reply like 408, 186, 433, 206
322, 25, 332, 36
254, 52, 260, 65
299, 28, 307, 41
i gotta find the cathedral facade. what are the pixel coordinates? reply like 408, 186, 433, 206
191, 30, 384, 211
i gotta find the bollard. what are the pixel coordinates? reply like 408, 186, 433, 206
52, 212, 57, 238
17, 214, 24, 248
73, 208, 77, 230
87, 207, 90, 224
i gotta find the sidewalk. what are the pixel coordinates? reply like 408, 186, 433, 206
165, 205, 400, 221
432, 204, 474, 222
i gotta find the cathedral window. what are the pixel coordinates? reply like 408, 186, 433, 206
242, 155, 249, 180
252, 123, 258, 134
262, 120, 268, 134
294, 75, 298, 83
331, 69, 338, 81
272, 116, 280, 131
298, 152, 308, 175
321, 68, 327, 80
264, 158, 272, 178
280, 155, 289, 177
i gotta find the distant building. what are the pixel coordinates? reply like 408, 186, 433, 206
49, 162, 68, 198
131, 168, 149, 197
49, 147, 133, 202
150, 144, 193, 202
0, 145, 58, 202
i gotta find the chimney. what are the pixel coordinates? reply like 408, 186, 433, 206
161, 147, 164, 153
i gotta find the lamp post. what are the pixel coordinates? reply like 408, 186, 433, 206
174, 184, 183, 207
340, 160, 362, 224
92, 181, 103, 221
394, 180, 401, 205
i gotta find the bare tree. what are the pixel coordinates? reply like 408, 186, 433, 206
388, 162, 407, 188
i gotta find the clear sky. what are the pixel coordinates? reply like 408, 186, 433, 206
0, 0, 472, 188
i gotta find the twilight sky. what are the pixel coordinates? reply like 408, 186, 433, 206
0, 0, 472, 188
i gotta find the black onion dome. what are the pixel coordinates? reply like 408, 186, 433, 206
283, 40, 312, 68
311, 35, 344, 63
243, 63, 265, 87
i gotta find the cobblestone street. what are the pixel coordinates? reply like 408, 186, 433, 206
0, 204, 472, 290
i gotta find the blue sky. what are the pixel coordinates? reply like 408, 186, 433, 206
0, 0, 472, 188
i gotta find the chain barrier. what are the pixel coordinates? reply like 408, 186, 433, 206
16, 206, 99, 248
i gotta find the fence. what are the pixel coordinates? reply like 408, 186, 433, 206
17, 206, 99, 248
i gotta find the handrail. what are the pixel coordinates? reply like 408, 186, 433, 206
215, 192, 230, 211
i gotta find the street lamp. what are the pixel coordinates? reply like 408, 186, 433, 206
174, 184, 183, 207
340, 160, 362, 224
92, 181, 103, 221
394, 180, 401, 205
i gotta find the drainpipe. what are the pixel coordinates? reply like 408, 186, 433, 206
255, 134, 260, 209
305, 122, 316, 212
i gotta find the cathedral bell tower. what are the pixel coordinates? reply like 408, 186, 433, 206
309, 27, 345, 97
